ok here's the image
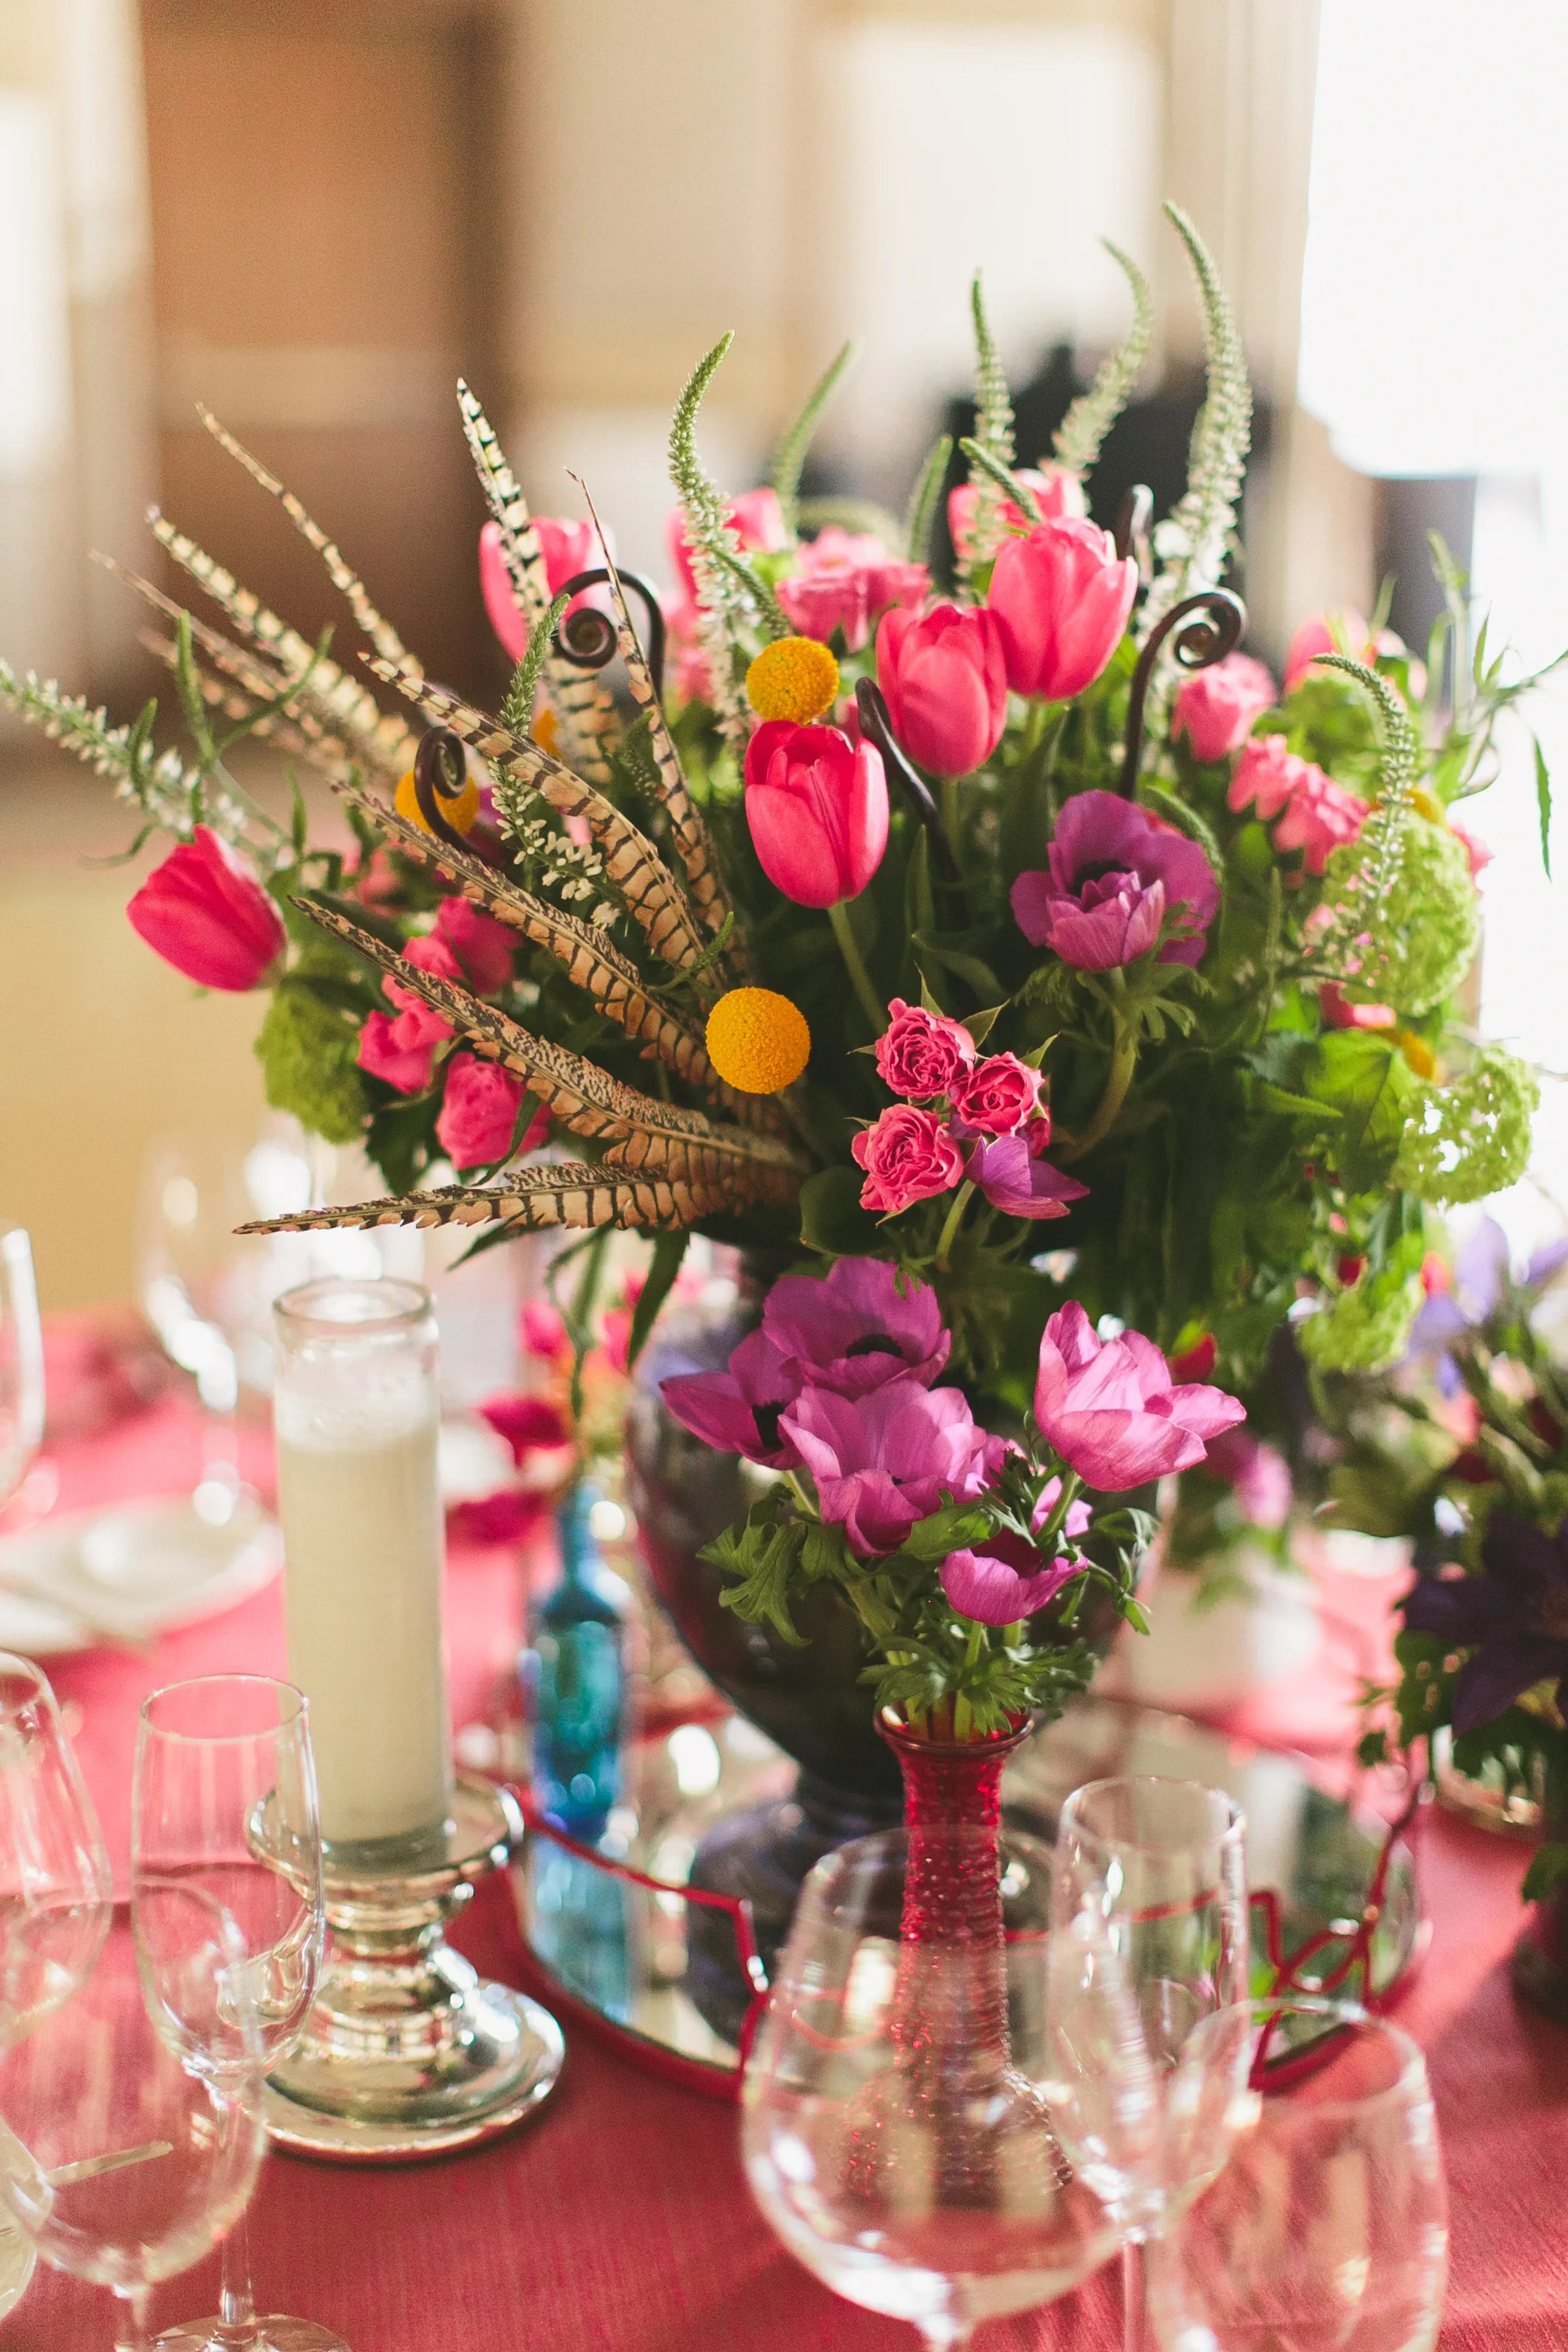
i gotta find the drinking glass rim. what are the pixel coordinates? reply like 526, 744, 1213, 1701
1226, 1992, 1431, 2116
0, 1650, 53, 1722
273, 1274, 429, 1335
1057, 1772, 1247, 1857
139, 1673, 308, 1744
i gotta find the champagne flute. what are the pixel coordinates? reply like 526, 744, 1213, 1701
133, 1675, 346, 2352
1149, 1996, 1449, 2351
743, 1824, 1129, 2348
0, 1226, 46, 1514
0, 1897, 265, 2351
1047, 1776, 1251, 2352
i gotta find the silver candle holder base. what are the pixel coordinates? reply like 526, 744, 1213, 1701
264, 1776, 563, 2164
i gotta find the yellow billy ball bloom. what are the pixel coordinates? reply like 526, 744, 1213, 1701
705, 987, 811, 1095
395, 766, 480, 837
745, 635, 840, 725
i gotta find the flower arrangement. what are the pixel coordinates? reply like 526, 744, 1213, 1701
4, 203, 1556, 1745
1322, 1220, 1568, 1901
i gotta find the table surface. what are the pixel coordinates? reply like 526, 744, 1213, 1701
6, 1320, 1566, 2352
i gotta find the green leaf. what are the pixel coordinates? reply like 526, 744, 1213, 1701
625, 1231, 689, 1369
772, 342, 856, 533
911, 932, 1004, 1005
701, 1515, 808, 1646
903, 434, 954, 567
500, 588, 570, 741
1522, 1841, 1568, 1904
899, 1503, 992, 1561
1535, 736, 1553, 878
797, 1166, 883, 1258
1309, 1030, 1418, 1193
965, 1004, 1007, 1049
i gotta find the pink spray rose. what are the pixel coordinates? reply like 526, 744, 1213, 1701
874, 998, 976, 1101
436, 1054, 544, 1171
1033, 1301, 1246, 1489
1228, 734, 1305, 820
948, 465, 1086, 566
782, 1377, 1004, 1559
126, 827, 286, 992
1172, 652, 1277, 762
743, 720, 889, 907
357, 1007, 443, 1095
433, 895, 516, 994
950, 1052, 1042, 1138
775, 528, 928, 653
852, 1105, 966, 1215
1271, 768, 1369, 875
875, 602, 1008, 776
987, 517, 1138, 702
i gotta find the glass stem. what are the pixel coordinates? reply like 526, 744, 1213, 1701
219, 2200, 259, 2342
193, 1335, 242, 1522
114, 2286, 152, 2351
1122, 2238, 1145, 2352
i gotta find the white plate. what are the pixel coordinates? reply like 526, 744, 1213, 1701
0, 1493, 282, 1656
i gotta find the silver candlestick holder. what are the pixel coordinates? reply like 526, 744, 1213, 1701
260, 1775, 563, 2164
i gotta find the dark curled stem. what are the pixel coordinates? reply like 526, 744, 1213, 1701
412, 725, 476, 851
1115, 483, 1153, 573
855, 679, 958, 881
553, 568, 667, 702
1119, 586, 1247, 799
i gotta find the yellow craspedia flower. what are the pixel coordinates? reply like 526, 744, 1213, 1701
395, 766, 480, 836
1396, 1029, 1437, 1081
706, 987, 811, 1094
746, 636, 840, 725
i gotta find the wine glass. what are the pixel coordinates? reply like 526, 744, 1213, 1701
0, 1652, 114, 2046
0, 1226, 46, 1515
1148, 1995, 1449, 2351
742, 1824, 1130, 2349
1048, 1776, 1251, 2352
0, 1897, 265, 2350
133, 1674, 346, 2352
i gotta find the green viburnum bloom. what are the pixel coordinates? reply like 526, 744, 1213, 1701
1325, 818, 1479, 1017
1296, 1269, 1426, 1375
1394, 1044, 1540, 1207
254, 983, 368, 1145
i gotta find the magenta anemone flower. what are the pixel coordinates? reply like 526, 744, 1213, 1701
781, 1378, 1004, 1559
761, 1257, 949, 1398
1034, 1301, 1245, 1490
1011, 790, 1218, 972
940, 1531, 1079, 1626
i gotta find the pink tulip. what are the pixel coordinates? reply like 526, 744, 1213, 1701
876, 602, 1007, 776
1171, 652, 1276, 762
1283, 609, 1374, 693
127, 827, 286, 992
949, 465, 1086, 566
479, 517, 609, 664
743, 719, 889, 907
668, 488, 788, 606
776, 529, 929, 653
436, 1053, 541, 1170
987, 518, 1137, 702
1033, 1301, 1246, 1490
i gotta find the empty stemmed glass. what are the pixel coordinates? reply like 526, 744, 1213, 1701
0, 1897, 265, 2349
133, 1675, 346, 2352
743, 1824, 1130, 2349
1047, 1776, 1251, 2351
1149, 1995, 1450, 2351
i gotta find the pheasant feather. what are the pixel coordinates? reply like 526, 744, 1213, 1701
238, 1164, 729, 1237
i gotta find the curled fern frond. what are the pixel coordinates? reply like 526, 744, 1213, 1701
1140, 204, 1252, 642
1053, 240, 1154, 479
772, 342, 855, 535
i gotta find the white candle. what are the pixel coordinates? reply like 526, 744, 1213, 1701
272, 1279, 453, 1850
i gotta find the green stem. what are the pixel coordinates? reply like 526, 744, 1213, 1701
781, 1468, 819, 1520
567, 1224, 612, 1434
828, 898, 886, 1032
1058, 993, 1137, 1164
934, 1179, 975, 1271
1033, 1468, 1083, 1554
939, 774, 962, 856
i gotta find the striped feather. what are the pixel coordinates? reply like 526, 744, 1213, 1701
197, 406, 416, 671
362, 657, 709, 974
150, 512, 415, 777
237, 1164, 727, 1237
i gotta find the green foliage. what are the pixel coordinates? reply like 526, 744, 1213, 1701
904, 434, 955, 566
625, 1230, 689, 1370
500, 589, 570, 740
668, 333, 755, 744
957, 271, 1016, 581
772, 342, 855, 534
253, 982, 368, 1144
1141, 204, 1252, 635
1394, 1045, 1539, 1206
1053, 240, 1154, 480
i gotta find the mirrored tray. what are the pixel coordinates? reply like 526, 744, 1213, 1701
504, 1697, 1425, 2099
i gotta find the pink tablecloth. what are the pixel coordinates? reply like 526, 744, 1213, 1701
6, 1334, 1567, 2351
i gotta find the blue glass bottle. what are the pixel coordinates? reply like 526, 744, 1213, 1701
523, 1481, 633, 1842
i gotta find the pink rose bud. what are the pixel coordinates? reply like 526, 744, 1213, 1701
1034, 1301, 1246, 1490
357, 1008, 441, 1096
1228, 734, 1305, 820
851, 1104, 965, 1215
436, 1053, 538, 1171
948, 466, 1086, 565
874, 998, 977, 1100
875, 602, 1008, 776
776, 528, 929, 653
743, 719, 889, 907
126, 826, 286, 992
1172, 652, 1277, 762
951, 1052, 1042, 1137
1283, 609, 1374, 693
987, 517, 1137, 702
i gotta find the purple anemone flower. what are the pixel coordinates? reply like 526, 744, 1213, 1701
1403, 1508, 1568, 1733
1407, 1217, 1568, 1399
781, 1377, 1004, 1560
1010, 789, 1219, 971
762, 1256, 949, 1397
659, 1327, 802, 1469
968, 1133, 1089, 1222
940, 1530, 1078, 1627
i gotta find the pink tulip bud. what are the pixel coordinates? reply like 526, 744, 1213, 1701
1283, 609, 1374, 693
743, 719, 889, 907
126, 827, 286, 992
876, 602, 1007, 777
948, 465, 1086, 565
1171, 652, 1276, 762
479, 517, 610, 664
987, 518, 1137, 702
